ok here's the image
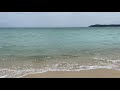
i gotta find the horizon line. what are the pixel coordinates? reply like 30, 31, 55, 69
0, 27, 89, 28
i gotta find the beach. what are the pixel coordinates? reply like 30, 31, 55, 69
1, 27, 120, 78
22, 69, 120, 78
2, 12, 120, 78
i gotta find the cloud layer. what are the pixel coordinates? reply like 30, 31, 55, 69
0, 12, 120, 27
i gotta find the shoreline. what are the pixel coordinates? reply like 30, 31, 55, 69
22, 69, 120, 78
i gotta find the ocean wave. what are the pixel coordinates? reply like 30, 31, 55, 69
0, 60, 120, 78
0, 55, 120, 78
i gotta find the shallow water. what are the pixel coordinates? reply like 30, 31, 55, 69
0, 27, 120, 77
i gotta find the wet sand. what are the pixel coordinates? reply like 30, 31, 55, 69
22, 69, 120, 78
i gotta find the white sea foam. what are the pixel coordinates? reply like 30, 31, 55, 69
0, 58, 120, 78
48, 62, 114, 71
0, 75, 8, 78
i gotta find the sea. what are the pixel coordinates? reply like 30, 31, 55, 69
0, 27, 120, 78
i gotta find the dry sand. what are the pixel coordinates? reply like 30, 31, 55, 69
22, 69, 120, 78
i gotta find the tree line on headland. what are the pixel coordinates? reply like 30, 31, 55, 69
89, 24, 120, 27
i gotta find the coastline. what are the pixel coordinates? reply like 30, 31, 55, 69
22, 69, 120, 78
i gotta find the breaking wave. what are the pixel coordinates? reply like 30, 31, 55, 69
0, 58, 120, 78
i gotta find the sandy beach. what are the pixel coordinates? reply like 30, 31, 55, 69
22, 69, 120, 78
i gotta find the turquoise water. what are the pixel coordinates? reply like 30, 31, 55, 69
0, 27, 120, 77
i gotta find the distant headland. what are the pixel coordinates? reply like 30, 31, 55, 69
89, 24, 120, 27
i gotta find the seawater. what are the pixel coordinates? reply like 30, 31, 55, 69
0, 27, 120, 77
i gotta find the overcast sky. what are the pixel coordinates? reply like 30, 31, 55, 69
0, 12, 120, 27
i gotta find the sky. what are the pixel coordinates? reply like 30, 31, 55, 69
0, 12, 120, 27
